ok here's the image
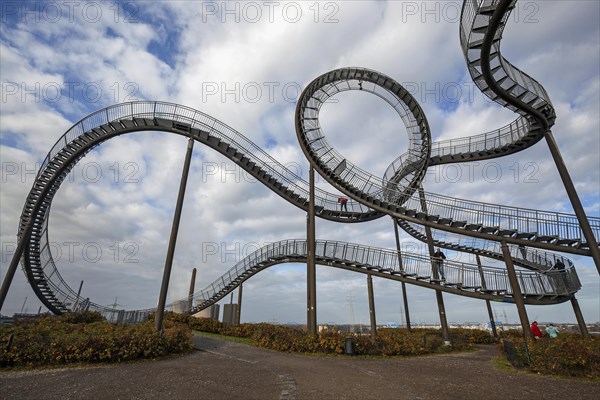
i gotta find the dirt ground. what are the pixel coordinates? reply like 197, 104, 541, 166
1, 335, 598, 400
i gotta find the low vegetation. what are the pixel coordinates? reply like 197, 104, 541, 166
498, 330, 600, 378
2, 312, 597, 379
0, 312, 192, 368
189, 316, 493, 356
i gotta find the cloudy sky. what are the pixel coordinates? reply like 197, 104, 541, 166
1, 1, 598, 326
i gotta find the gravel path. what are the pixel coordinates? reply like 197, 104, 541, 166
1, 335, 598, 399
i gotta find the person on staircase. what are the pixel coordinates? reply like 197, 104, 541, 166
433, 247, 446, 281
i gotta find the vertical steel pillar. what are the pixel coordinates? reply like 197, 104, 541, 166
307, 166, 317, 335
418, 187, 450, 344
570, 296, 589, 338
367, 274, 377, 340
236, 283, 243, 325
476, 255, 497, 338
188, 268, 197, 312
501, 241, 532, 339
544, 131, 600, 273
156, 137, 195, 333
0, 235, 28, 312
72, 280, 84, 312
392, 218, 411, 330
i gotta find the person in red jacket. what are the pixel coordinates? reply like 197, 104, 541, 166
531, 321, 543, 339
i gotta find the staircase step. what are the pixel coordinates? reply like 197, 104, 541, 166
516, 232, 537, 240
465, 223, 482, 231
467, 38, 484, 49
498, 229, 517, 237
472, 24, 490, 34
450, 221, 467, 228
535, 235, 558, 243
556, 238, 581, 246
479, 5, 496, 15
416, 211, 427, 220
481, 226, 499, 234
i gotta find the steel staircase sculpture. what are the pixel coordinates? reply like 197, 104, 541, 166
6, 0, 597, 321
295, 67, 598, 255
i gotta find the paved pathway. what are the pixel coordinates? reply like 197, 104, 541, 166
0, 335, 598, 399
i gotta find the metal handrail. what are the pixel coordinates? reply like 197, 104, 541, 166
400, 220, 575, 271
34, 101, 372, 215
184, 239, 579, 311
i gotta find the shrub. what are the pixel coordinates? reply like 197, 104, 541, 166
236, 325, 477, 356
0, 316, 192, 368
502, 334, 600, 378
189, 317, 224, 334
449, 328, 496, 345
57, 311, 105, 324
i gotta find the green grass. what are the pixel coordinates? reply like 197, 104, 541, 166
193, 330, 254, 346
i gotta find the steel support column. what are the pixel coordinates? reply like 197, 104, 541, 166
418, 187, 450, 344
0, 231, 29, 312
188, 268, 197, 313
392, 217, 411, 330
367, 274, 377, 340
307, 166, 317, 335
570, 295, 589, 338
501, 241, 532, 339
156, 137, 195, 333
476, 255, 497, 338
543, 131, 600, 273
236, 283, 243, 325
72, 280, 84, 312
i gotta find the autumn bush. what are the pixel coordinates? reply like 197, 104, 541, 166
500, 333, 600, 378
191, 322, 496, 356
0, 314, 192, 368
450, 327, 496, 345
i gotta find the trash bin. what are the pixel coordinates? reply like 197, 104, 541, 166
344, 336, 355, 355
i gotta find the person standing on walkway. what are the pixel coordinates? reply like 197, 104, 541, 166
338, 197, 348, 211
433, 248, 446, 280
